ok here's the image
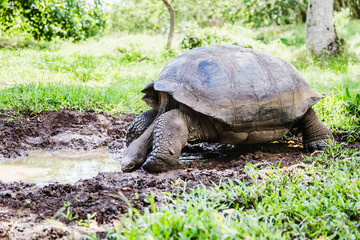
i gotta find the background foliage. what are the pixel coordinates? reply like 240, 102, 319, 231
0, 0, 105, 40
107, 0, 309, 32
1, 0, 360, 40
334, 0, 360, 18
107, 0, 360, 33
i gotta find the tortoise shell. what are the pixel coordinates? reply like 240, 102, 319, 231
142, 45, 323, 135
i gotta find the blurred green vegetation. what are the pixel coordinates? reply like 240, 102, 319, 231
0, 0, 105, 40
106, 0, 360, 33
1, 0, 360, 41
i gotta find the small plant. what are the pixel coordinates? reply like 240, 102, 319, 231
279, 33, 306, 46
77, 213, 96, 227
117, 47, 149, 62
162, 48, 176, 59
60, 201, 78, 223
343, 87, 360, 120
181, 34, 203, 49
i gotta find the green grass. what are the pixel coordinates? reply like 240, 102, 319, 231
0, 34, 173, 114
84, 143, 360, 240
0, 82, 147, 114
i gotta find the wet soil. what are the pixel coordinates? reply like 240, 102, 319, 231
0, 109, 358, 239
0, 109, 134, 160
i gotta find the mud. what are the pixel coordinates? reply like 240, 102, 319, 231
0, 109, 134, 160
0, 109, 358, 239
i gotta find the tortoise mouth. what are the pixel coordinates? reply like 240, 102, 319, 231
120, 137, 151, 172
120, 159, 137, 172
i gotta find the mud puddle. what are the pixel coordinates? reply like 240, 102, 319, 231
0, 109, 357, 239
0, 148, 123, 185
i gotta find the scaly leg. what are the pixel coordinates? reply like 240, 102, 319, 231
125, 109, 158, 146
296, 107, 334, 151
142, 109, 218, 173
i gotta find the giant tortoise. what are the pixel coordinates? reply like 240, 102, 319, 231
120, 45, 333, 173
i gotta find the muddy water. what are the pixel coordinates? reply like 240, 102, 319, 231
0, 148, 122, 185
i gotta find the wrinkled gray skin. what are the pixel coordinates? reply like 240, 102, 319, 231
120, 45, 333, 173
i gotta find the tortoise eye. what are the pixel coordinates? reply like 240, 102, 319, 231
127, 162, 134, 169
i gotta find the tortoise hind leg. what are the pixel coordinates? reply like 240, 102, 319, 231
296, 107, 334, 151
142, 109, 217, 173
125, 109, 158, 146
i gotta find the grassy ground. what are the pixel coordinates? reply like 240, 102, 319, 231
1, 20, 360, 239
91, 144, 360, 239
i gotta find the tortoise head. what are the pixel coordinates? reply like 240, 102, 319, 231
120, 154, 138, 172
120, 139, 149, 172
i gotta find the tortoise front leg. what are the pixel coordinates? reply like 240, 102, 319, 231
142, 109, 218, 173
296, 107, 334, 151
125, 109, 158, 146
142, 109, 188, 172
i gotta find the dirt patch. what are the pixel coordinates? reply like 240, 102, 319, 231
0, 110, 357, 239
0, 109, 134, 160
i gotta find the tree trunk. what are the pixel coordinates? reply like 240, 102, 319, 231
162, 0, 175, 49
306, 0, 338, 55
